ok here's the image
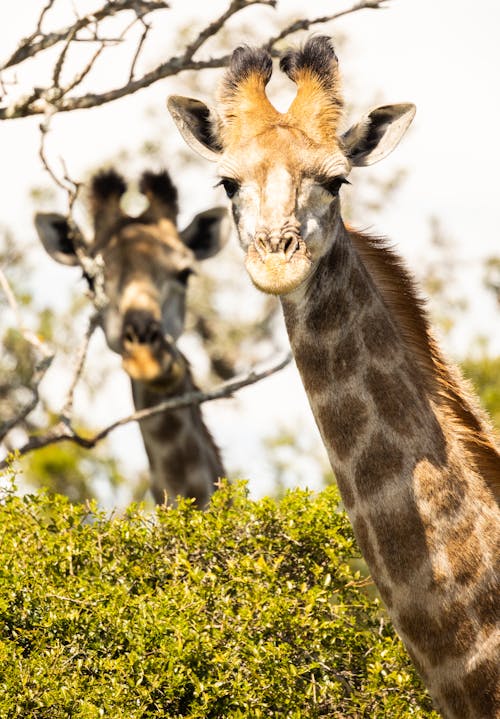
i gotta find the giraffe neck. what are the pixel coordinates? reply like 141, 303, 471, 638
131, 361, 223, 508
281, 225, 500, 719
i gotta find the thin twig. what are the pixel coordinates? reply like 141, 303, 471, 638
128, 17, 151, 82
60, 313, 99, 425
52, 26, 77, 89
38, 110, 74, 195
262, 0, 390, 50
61, 42, 107, 98
0, 352, 293, 466
38, 110, 82, 216
36, 0, 57, 34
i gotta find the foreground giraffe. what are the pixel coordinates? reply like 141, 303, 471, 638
168, 37, 500, 717
35, 169, 226, 507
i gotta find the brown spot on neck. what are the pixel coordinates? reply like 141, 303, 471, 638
365, 365, 421, 435
462, 659, 499, 717
354, 430, 404, 497
293, 340, 331, 395
398, 600, 474, 665
316, 393, 369, 461
369, 493, 428, 585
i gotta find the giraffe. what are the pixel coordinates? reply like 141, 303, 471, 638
167, 37, 500, 717
35, 168, 226, 507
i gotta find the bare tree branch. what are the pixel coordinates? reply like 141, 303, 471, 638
0, 0, 389, 120
1, 0, 169, 70
4, 0, 58, 72
1, 352, 293, 467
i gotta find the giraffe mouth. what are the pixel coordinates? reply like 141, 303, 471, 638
122, 342, 186, 389
245, 240, 312, 295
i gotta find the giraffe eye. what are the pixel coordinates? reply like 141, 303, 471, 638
217, 178, 240, 199
321, 176, 350, 196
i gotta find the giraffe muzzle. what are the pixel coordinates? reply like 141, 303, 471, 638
245, 224, 313, 296
121, 309, 184, 385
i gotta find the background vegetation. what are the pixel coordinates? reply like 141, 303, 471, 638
0, 480, 438, 718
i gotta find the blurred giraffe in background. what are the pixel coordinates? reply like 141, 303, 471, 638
168, 36, 500, 717
36, 168, 227, 507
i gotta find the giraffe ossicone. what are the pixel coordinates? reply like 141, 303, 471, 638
35, 168, 227, 507
168, 36, 500, 718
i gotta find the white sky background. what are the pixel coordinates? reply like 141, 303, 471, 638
0, 0, 499, 504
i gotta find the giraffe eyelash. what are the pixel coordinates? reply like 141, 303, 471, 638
320, 176, 351, 196
215, 177, 240, 199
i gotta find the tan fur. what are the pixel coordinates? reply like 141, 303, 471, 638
217, 74, 279, 148
284, 68, 344, 144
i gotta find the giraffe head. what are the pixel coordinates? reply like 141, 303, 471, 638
168, 36, 415, 295
35, 168, 227, 386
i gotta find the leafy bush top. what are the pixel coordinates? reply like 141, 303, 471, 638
0, 481, 437, 718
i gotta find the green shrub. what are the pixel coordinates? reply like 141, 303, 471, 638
0, 481, 437, 718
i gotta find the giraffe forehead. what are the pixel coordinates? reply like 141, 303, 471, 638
221, 125, 347, 181
105, 224, 193, 277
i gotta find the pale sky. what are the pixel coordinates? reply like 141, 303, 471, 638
1, 0, 499, 503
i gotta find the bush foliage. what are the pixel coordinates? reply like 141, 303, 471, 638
0, 481, 438, 718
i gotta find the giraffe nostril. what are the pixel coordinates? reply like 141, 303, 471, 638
281, 232, 299, 260
123, 326, 136, 345
148, 326, 162, 345
254, 231, 270, 259
122, 310, 165, 347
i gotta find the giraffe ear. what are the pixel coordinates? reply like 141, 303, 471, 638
34, 212, 82, 266
167, 95, 222, 162
180, 207, 229, 260
342, 103, 416, 167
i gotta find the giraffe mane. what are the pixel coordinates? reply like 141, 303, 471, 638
349, 229, 500, 502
